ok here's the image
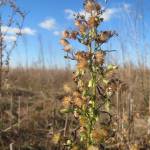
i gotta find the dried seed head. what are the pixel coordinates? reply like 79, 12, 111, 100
63, 83, 72, 93
130, 144, 139, 150
96, 31, 113, 43
95, 3, 101, 11
62, 30, 70, 38
62, 96, 72, 108
75, 20, 81, 26
60, 38, 69, 47
75, 52, 89, 70
79, 24, 87, 34
75, 52, 84, 61
107, 82, 117, 92
77, 59, 88, 70
72, 73, 78, 82
70, 31, 78, 39
92, 128, 108, 142
95, 51, 105, 65
85, 1, 95, 13
73, 91, 81, 97
85, 0, 101, 13
88, 16, 99, 28
75, 51, 90, 61
64, 44, 72, 52
87, 145, 99, 150
74, 97, 82, 107
85, 51, 93, 58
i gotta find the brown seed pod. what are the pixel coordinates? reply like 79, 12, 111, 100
79, 24, 87, 34
85, 0, 101, 13
95, 51, 105, 65
63, 83, 72, 93
60, 38, 69, 47
75, 51, 90, 62
62, 30, 70, 38
96, 31, 113, 43
70, 31, 78, 39
88, 16, 99, 28
92, 128, 108, 142
74, 97, 82, 107
85, 1, 95, 13
72, 73, 79, 83
85, 51, 93, 59
77, 59, 88, 70
75, 52, 84, 61
75, 20, 81, 27
73, 91, 81, 97
95, 3, 101, 11
72, 74, 78, 82
107, 81, 117, 92
75, 52, 86, 61
62, 96, 72, 108
87, 146, 99, 150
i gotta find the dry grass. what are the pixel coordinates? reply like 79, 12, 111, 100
0, 65, 149, 149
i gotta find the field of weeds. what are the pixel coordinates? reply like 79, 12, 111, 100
0, 66, 149, 149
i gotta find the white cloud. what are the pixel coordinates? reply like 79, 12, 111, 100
39, 18, 56, 30
21, 27, 36, 35
102, 8, 118, 21
1, 26, 36, 35
3, 35, 17, 42
64, 9, 75, 20
53, 31, 60, 36
123, 3, 131, 13
64, 8, 118, 21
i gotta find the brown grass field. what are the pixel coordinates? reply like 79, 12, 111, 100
0, 65, 149, 149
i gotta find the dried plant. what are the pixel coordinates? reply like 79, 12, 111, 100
0, 0, 25, 93
59, 0, 120, 149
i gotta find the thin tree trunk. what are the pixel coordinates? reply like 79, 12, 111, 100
148, 96, 150, 135
64, 114, 68, 137
116, 88, 120, 141
0, 16, 3, 94
18, 96, 21, 128
9, 143, 13, 150
10, 95, 13, 128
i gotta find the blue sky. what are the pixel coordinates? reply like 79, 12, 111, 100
2, 0, 150, 68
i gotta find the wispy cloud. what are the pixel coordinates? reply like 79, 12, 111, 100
64, 8, 118, 21
64, 9, 75, 20
1, 26, 36, 42
1, 26, 36, 35
4, 35, 17, 42
39, 18, 56, 30
122, 3, 131, 13
21, 28, 36, 35
102, 8, 118, 21
53, 31, 60, 36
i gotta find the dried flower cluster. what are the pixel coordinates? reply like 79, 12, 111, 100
59, 0, 119, 149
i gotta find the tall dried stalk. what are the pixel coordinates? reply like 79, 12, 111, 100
0, 0, 25, 93
58, 0, 121, 149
